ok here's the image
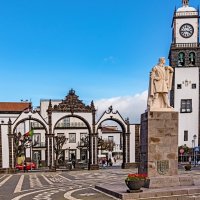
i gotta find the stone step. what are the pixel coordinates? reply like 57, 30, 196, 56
95, 184, 200, 200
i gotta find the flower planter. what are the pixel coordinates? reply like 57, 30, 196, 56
185, 165, 191, 171
144, 178, 150, 188
125, 173, 147, 193
125, 179, 144, 192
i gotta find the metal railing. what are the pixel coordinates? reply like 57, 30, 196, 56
175, 11, 198, 17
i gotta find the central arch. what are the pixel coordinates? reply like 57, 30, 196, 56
53, 114, 92, 169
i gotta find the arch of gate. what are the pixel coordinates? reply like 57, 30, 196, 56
8, 111, 48, 169
95, 106, 130, 169
53, 114, 92, 169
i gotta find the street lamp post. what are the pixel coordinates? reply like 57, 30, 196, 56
193, 134, 197, 167
192, 139, 195, 166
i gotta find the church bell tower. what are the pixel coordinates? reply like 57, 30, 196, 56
169, 0, 200, 147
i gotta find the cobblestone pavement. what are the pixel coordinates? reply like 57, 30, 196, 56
0, 168, 136, 200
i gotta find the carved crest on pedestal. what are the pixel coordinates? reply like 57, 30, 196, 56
157, 160, 169, 175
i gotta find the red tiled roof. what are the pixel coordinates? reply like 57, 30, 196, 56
101, 126, 120, 133
0, 102, 30, 112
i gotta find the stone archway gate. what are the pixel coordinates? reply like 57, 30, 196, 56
95, 106, 131, 169
9, 111, 48, 169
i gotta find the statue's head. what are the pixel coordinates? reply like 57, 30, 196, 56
158, 57, 165, 65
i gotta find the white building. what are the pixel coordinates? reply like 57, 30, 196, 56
169, 0, 200, 147
0, 90, 139, 172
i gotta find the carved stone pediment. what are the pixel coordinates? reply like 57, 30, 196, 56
52, 89, 94, 113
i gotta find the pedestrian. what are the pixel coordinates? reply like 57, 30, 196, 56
72, 160, 76, 169
102, 159, 105, 168
71, 154, 76, 169
106, 156, 108, 166
189, 156, 192, 165
24, 162, 27, 173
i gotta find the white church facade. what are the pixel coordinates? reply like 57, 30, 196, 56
169, 0, 200, 148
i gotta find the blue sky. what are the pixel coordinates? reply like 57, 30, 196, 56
0, 0, 199, 121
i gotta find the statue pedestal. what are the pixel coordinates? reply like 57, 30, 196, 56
139, 111, 178, 182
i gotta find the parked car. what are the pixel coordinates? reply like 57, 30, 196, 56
16, 162, 36, 170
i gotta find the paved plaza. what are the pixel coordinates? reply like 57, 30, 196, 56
0, 168, 135, 200
1, 167, 200, 200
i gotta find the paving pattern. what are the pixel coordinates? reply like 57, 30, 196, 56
0, 168, 135, 200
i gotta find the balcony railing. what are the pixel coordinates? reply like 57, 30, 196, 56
171, 43, 199, 48
56, 122, 87, 128
31, 122, 43, 128
175, 11, 198, 17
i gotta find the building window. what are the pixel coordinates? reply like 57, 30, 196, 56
69, 133, 76, 143
181, 99, 192, 113
108, 136, 114, 142
63, 118, 70, 127
80, 133, 87, 146
184, 131, 188, 141
69, 150, 76, 161
177, 84, 182, 89
57, 133, 64, 137
33, 133, 41, 147
80, 133, 87, 140
189, 52, 196, 66
178, 52, 185, 66
192, 84, 196, 89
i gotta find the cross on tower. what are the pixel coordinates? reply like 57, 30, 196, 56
182, 0, 189, 6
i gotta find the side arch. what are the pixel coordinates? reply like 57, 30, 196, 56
95, 109, 130, 169
10, 117, 48, 169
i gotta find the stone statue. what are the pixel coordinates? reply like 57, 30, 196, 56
182, 0, 189, 7
147, 57, 174, 111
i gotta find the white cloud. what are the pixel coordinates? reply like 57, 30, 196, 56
94, 90, 148, 124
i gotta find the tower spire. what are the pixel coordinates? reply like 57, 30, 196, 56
182, 0, 189, 7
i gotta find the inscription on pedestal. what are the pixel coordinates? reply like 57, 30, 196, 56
157, 160, 169, 175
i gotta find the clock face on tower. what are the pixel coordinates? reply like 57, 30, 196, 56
179, 23, 194, 38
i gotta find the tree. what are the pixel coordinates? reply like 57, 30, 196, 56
14, 132, 36, 165
178, 144, 192, 155
77, 135, 115, 151
101, 139, 116, 151
54, 135, 67, 167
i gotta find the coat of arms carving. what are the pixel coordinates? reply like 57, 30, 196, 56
157, 160, 169, 175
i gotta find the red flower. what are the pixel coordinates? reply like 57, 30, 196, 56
126, 173, 148, 181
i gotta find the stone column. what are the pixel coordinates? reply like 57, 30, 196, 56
89, 133, 99, 170
139, 111, 178, 177
135, 125, 140, 163
126, 121, 130, 163
0, 125, 2, 168
8, 118, 14, 169
47, 100, 53, 168
46, 134, 53, 167
88, 102, 99, 170
122, 131, 127, 169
